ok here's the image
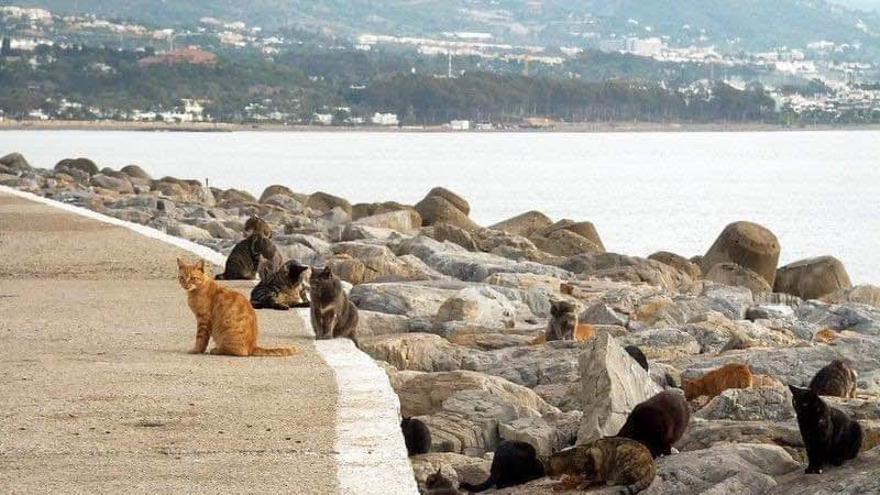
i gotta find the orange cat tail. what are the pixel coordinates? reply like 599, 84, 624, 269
250, 346, 298, 357
531, 334, 547, 345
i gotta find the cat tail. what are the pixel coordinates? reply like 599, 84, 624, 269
250, 346, 298, 357
459, 474, 497, 493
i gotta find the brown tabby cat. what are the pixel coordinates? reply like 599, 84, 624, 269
548, 437, 656, 494
809, 360, 858, 398
683, 363, 753, 401
177, 258, 296, 357
424, 468, 462, 495
244, 215, 273, 238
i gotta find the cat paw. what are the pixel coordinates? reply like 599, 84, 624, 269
188, 348, 203, 354
209, 348, 223, 355
805, 467, 823, 475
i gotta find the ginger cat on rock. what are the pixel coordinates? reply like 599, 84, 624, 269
177, 258, 296, 357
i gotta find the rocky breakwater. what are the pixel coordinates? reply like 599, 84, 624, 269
4, 152, 880, 494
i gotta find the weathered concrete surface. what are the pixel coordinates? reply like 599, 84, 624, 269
0, 193, 341, 493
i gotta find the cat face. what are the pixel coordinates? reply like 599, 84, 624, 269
790, 385, 827, 418
310, 266, 334, 284
425, 468, 452, 489
177, 258, 210, 291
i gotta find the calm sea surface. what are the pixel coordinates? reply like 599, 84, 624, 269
3, 130, 879, 283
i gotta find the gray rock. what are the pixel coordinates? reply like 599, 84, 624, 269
696, 387, 794, 422
258, 184, 295, 203
410, 452, 490, 490
498, 410, 583, 460
166, 222, 213, 242
581, 302, 629, 326
354, 209, 421, 234
746, 304, 795, 321
356, 310, 413, 337
435, 286, 516, 328
577, 333, 663, 444
823, 285, 880, 309
350, 281, 465, 317
705, 262, 772, 295
461, 340, 583, 390
774, 447, 880, 494
562, 252, 695, 293
795, 301, 880, 336
262, 194, 303, 212
395, 235, 570, 282
55, 157, 99, 176
360, 333, 474, 372
649, 251, 702, 279
645, 443, 800, 495
620, 327, 702, 360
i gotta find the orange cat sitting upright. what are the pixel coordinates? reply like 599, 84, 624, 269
177, 258, 296, 357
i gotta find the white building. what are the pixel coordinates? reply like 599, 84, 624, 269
313, 113, 333, 125
371, 112, 399, 126
449, 120, 470, 131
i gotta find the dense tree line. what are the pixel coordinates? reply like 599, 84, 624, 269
0, 43, 780, 125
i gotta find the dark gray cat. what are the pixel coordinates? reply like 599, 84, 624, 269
810, 360, 858, 398
215, 233, 282, 280
309, 266, 358, 345
250, 261, 311, 310
545, 300, 578, 342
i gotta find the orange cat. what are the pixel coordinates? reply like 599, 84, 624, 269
813, 328, 838, 344
531, 324, 595, 345
177, 258, 296, 357
683, 363, 753, 400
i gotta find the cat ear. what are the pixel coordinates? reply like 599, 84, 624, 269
198, 259, 207, 272
323, 265, 332, 276
789, 385, 805, 396
177, 257, 185, 268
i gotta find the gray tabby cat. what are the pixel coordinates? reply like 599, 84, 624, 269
545, 300, 578, 342
810, 360, 858, 398
250, 261, 311, 310
309, 266, 359, 345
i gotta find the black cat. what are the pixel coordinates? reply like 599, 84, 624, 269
617, 390, 690, 458
401, 417, 431, 456
459, 441, 545, 492
625, 345, 649, 371
789, 385, 862, 474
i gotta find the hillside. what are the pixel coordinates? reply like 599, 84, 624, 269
10, 0, 880, 51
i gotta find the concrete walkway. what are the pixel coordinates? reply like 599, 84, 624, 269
0, 191, 416, 494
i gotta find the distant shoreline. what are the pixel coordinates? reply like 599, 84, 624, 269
2, 120, 880, 133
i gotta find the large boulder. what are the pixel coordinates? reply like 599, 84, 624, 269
435, 286, 516, 328
430, 223, 479, 251
701, 221, 780, 286
414, 195, 478, 231
531, 228, 603, 257
55, 157, 99, 176
498, 410, 583, 460
490, 211, 554, 238
644, 443, 801, 494
258, 184, 295, 203
423, 187, 470, 216
576, 333, 663, 444
306, 191, 352, 216
648, 251, 702, 279
354, 209, 421, 234
119, 164, 152, 181
461, 341, 583, 390
774, 256, 852, 300
705, 262, 772, 295
89, 173, 134, 194
472, 228, 547, 262
360, 333, 474, 372
0, 152, 32, 172
620, 327, 702, 361
542, 220, 605, 252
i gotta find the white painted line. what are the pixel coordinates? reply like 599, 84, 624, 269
0, 185, 418, 495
